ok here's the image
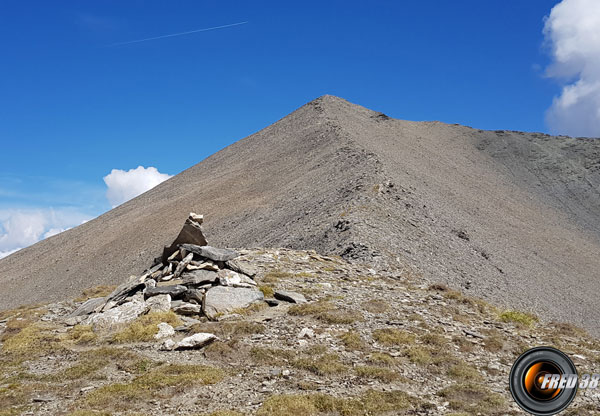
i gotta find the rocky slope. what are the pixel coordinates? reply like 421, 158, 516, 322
1, 95, 600, 336
2, 246, 600, 416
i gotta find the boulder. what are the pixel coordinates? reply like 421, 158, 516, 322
203, 286, 264, 320
145, 285, 187, 298
274, 290, 307, 304
175, 333, 216, 350
146, 294, 172, 313
180, 244, 239, 262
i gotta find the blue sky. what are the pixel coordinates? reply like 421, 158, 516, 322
1, 0, 598, 256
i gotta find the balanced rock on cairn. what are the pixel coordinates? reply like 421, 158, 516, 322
67, 213, 265, 331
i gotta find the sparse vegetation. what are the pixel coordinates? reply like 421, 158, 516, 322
339, 331, 365, 350
438, 383, 506, 414
447, 364, 482, 381
257, 389, 415, 416
82, 364, 225, 411
499, 310, 538, 327
372, 328, 415, 346
361, 298, 389, 314
112, 311, 182, 343
289, 301, 361, 324
75, 285, 116, 302
355, 365, 398, 382
293, 353, 347, 376
258, 285, 274, 298
65, 325, 97, 345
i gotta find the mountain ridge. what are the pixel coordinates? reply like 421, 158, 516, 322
2, 95, 600, 334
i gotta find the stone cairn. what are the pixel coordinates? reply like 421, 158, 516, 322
65, 213, 306, 350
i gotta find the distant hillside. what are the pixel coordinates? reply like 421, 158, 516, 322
1, 95, 599, 333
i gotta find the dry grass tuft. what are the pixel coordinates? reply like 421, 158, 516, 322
257, 390, 415, 416
355, 365, 398, 382
372, 328, 415, 346
65, 325, 97, 345
75, 286, 116, 302
499, 310, 538, 327
339, 331, 365, 351
361, 299, 390, 314
289, 301, 361, 324
82, 364, 224, 411
438, 383, 506, 414
112, 311, 182, 343
293, 353, 347, 376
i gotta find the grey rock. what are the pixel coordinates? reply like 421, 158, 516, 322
154, 322, 175, 339
64, 316, 85, 326
160, 338, 176, 351
146, 294, 171, 313
175, 332, 216, 350
274, 290, 307, 304
68, 297, 107, 318
180, 244, 239, 262
217, 269, 256, 287
145, 285, 187, 298
172, 301, 202, 315
225, 258, 258, 277
173, 252, 194, 278
161, 213, 207, 262
203, 286, 264, 320
181, 269, 219, 286
86, 299, 146, 330
182, 289, 204, 304
265, 299, 280, 307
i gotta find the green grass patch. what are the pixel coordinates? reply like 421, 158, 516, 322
438, 383, 506, 414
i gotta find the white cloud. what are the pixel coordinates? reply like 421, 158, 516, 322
103, 166, 172, 208
0, 209, 91, 259
543, 0, 600, 137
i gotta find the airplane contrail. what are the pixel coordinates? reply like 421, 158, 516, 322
107, 21, 248, 47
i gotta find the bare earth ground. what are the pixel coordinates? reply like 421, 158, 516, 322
1, 249, 600, 416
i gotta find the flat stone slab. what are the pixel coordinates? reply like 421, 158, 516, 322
68, 297, 107, 317
175, 333, 216, 350
217, 269, 256, 287
180, 244, 239, 262
181, 269, 218, 286
86, 299, 146, 330
274, 290, 307, 304
172, 301, 202, 316
225, 258, 258, 277
145, 285, 187, 298
203, 286, 264, 320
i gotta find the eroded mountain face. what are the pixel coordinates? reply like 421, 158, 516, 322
1, 95, 599, 334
